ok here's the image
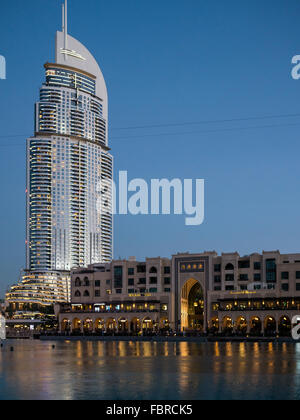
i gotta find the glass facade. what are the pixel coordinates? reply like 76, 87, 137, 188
7, 30, 113, 308
26, 51, 113, 275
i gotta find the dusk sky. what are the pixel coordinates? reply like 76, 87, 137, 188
1, 0, 300, 296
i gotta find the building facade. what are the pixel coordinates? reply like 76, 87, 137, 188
27, 32, 113, 273
58, 251, 300, 336
58, 257, 172, 333
6, 4, 113, 312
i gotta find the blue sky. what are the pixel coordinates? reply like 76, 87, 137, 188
1, 0, 300, 296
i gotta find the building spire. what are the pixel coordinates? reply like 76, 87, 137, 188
64, 0, 68, 50
62, 2, 65, 33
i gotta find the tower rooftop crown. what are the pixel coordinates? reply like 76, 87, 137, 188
55, 32, 107, 107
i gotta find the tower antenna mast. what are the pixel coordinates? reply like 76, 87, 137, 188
62, 2, 65, 33
64, 0, 68, 52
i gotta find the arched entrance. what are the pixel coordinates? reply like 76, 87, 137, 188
160, 317, 170, 332
222, 316, 233, 335
131, 318, 141, 334
107, 318, 116, 332
83, 318, 93, 334
250, 317, 262, 336
142, 318, 153, 331
73, 318, 82, 332
279, 316, 291, 337
181, 279, 204, 331
118, 318, 129, 333
210, 317, 219, 333
95, 319, 104, 333
236, 317, 247, 335
264, 316, 276, 337
61, 319, 71, 332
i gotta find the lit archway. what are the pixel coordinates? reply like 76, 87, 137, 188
236, 317, 247, 335
61, 319, 71, 332
73, 318, 82, 331
118, 318, 129, 333
210, 317, 219, 332
131, 318, 141, 333
142, 318, 153, 331
222, 316, 233, 334
250, 317, 262, 336
95, 319, 104, 331
160, 317, 170, 331
181, 279, 204, 331
107, 318, 116, 331
83, 318, 93, 333
279, 316, 291, 337
264, 316, 276, 336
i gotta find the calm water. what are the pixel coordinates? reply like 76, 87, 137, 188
0, 340, 300, 400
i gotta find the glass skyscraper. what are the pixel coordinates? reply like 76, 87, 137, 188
6, 5, 113, 309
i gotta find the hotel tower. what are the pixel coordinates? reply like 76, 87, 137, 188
6, 1, 113, 311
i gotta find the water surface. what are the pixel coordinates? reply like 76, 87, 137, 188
0, 340, 299, 400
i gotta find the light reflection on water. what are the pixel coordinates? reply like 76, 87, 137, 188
0, 340, 300, 400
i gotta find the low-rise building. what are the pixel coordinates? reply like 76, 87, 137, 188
57, 251, 300, 336
58, 257, 171, 334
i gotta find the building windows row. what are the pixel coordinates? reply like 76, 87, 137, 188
214, 283, 294, 292
127, 277, 170, 286
214, 261, 262, 272
74, 290, 90, 297
214, 273, 267, 283
214, 284, 278, 292
128, 266, 171, 275
74, 278, 104, 287
75, 277, 91, 287
213, 298, 300, 312
79, 286, 173, 295
281, 272, 300, 280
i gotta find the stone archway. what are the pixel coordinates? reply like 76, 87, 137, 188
107, 318, 116, 332
236, 316, 247, 335
181, 278, 204, 332
160, 317, 170, 331
131, 318, 141, 334
210, 317, 219, 333
250, 317, 262, 336
279, 316, 291, 337
61, 319, 71, 332
142, 318, 153, 331
222, 316, 233, 335
73, 318, 82, 332
83, 318, 93, 333
95, 319, 104, 332
118, 318, 129, 333
264, 316, 276, 337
